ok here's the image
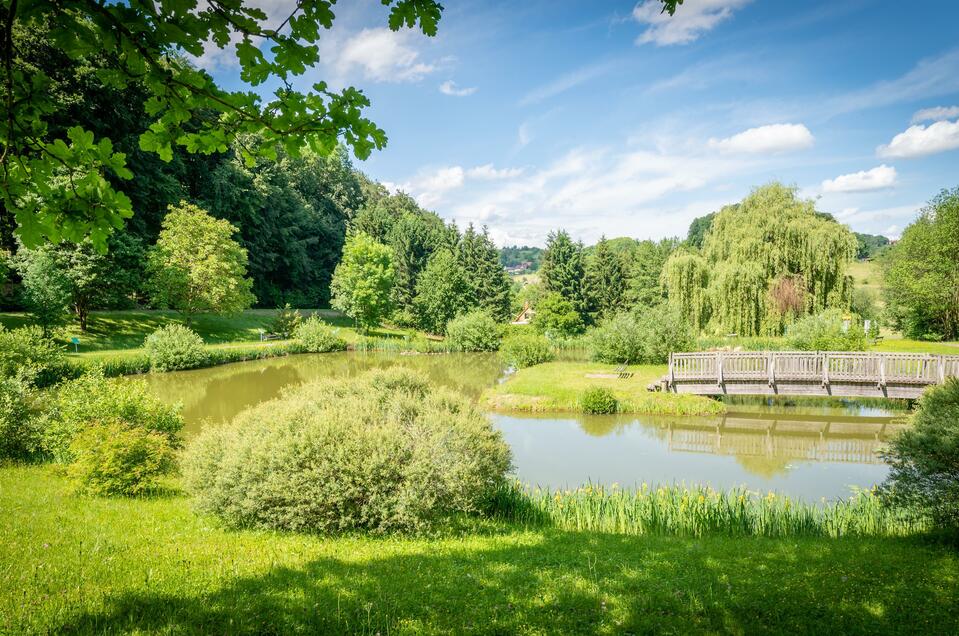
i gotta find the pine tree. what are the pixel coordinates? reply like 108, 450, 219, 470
459, 225, 513, 322
540, 230, 588, 320
585, 236, 627, 320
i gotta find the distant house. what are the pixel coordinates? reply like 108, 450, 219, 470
512, 302, 535, 325
505, 261, 534, 275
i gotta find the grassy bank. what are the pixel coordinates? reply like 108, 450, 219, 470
1, 465, 957, 635
483, 361, 724, 416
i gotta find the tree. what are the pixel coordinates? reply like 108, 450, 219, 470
460, 225, 512, 322
414, 249, 471, 334
585, 236, 627, 319
626, 238, 677, 309
389, 210, 449, 322
2, 1, 445, 249
330, 232, 394, 331
540, 230, 588, 320
685, 212, 716, 249
531, 292, 585, 338
14, 246, 71, 334
883, 188, 959, 340
147, 202, 255, 321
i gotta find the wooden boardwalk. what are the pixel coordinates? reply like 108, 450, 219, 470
661, 351, 959, 399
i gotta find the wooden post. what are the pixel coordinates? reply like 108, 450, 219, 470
938, 356, 946, 384
716, 352, 724, 387
879, 355, 886, 388
822, 352, 829, 387
668, 353, 675, 389
768, 352, 775, 387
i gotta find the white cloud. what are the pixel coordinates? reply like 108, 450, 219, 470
334, 28, 438, 82
632, 0, 752, 46
708, 123, 814, 154
517, 123, 531, 148
467, 164, 523, 180
439, 80, 477, 96
912, 105, 959, 123
877, 119, 959, 159
821, 165, 897, 193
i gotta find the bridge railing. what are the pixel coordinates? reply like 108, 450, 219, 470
669, 351, 959, 387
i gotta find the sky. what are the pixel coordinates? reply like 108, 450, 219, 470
203, 0, 959, 247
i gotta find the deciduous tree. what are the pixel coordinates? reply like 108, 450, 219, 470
330, 232, 394, 331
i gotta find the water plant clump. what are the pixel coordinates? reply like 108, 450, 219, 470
491, 482, 928, 539
580, 387, 618, 414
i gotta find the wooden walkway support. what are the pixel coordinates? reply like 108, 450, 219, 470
662, 351, 959, 399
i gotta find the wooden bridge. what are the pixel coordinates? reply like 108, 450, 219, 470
660, 351, 959, 399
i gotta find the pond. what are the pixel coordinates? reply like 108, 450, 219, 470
141, 352, 909, 502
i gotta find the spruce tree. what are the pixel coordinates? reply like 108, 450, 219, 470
585, 236, 627, 320
540, 230, 588, 320
459, 225, 513, 322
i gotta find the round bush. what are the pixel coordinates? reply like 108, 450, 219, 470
589, 306, 695, 364
445, 311, 501, 352
66, 421, 176, 496
501, 332, 555, 368
42, 369, 184, 463
292, 315, 347, 353
0, 325, 66, 387
0, 377, 42, 461
183, 368, 513, 533
144, 324, 205, 372
581, 387, 618, 414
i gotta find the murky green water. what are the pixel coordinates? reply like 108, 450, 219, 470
141, 352, 908, 501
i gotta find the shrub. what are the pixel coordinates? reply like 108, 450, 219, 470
144, 323, 205, 372
0, 377, 42, 461
785, 309, 867, 351
501, 332, 555, 368
589, 305, 695, 364
292, 316, 347, 353
581, 387, 617, 414
42, 370, 183, 463
183, 368, 512, 533
269, 303, 302, 338
0, 325, 66, 386
445, 311, 500, 352
880, 378, 959, 531
66, 421, 176, 496
531, 292, 584, 338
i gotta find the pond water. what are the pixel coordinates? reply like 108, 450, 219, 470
140, 352, 909, 502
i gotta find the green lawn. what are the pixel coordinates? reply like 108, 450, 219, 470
483, 361, 724, 415
871, 337, 959, 355
1, 465, 956, 635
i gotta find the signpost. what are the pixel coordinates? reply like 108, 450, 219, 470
70, 336, 80, 353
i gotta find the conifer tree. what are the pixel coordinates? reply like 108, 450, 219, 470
540, 230, 588, 320
459, 225, 512, 322
585, 237, 627, 320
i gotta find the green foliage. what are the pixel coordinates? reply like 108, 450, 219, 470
66, 421, 176, 497
540, 230, 588, 319
14, 246, 71, 333
585, 237, 628, 320
42, 370, 183, 464
580, 388, 618, 414
459, 225, 513, 323
183, 368, 512, 533
0, 325, 66, 387
855, 233, 890, 259
664, 183, 856, 336
387, 207, 450, 317
626, 238, 678, 308
144, 324, 206, 372
531, 292, 585, 338
883, 187, 959, 340
292, 316, 346, 353
785, 309, 867, 351
331, 232, 395, 331
148, 202, 256, 319
445, 311, 501, 352
269, 304, 303, 338
588, 305, 695, 365
3, 1, 444, 248
0, 378, 42, 461
499, 245, 542, 271
500, 332, 555, 368
414, 249, 472, 333
881, 378, 959, 530
686, 211, 716, 249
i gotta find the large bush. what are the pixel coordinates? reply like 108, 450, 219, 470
880, 378, 959, 530
183, 368, 512, 533
589, 305, 695, 364
785, 309, 867, 351
66, 421, 176, 496
531, 292, 584, 338
445, 311, 500, 352
42, 370, 183, 463
269, 303, 302, 338
144, 323, 206, 372
0, 378, 42, 461
500, 332, 555, 368
292, 315, 347, 353
0, 325, 66, 386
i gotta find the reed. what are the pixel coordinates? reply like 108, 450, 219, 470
491, 482, 927, 538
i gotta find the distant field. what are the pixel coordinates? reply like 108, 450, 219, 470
848, 259, 883, 296
511, 273, 541, 285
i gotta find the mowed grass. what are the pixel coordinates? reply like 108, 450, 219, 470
1, 465, 957, 635
483, 361, 724, 415
872, 337, 959, 355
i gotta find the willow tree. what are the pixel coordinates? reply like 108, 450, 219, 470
663, 183, 856, 336
660, 248, 710, 331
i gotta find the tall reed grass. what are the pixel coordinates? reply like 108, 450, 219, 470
491, 482, 927, 538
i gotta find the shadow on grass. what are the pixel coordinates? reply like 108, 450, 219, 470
57, 530, 958, 635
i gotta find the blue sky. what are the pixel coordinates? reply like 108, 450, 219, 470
203, 0, 959, 246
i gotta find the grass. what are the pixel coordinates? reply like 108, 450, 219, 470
2, 465, 958, 635
483, 361, 724, 416
848, 259, 883, 297
871, 337, 959, 355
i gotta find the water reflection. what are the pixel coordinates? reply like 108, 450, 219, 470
494, 412, 903, 501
